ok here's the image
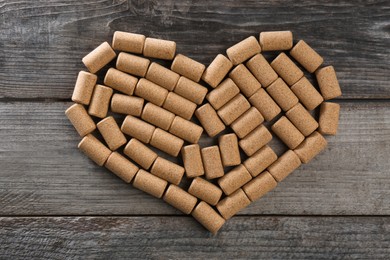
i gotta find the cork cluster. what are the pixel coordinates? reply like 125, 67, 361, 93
66, 30, 342, 234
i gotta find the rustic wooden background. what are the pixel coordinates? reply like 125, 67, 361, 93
1, 0, 389, 259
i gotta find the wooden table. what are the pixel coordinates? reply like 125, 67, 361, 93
1, 1, 389, 258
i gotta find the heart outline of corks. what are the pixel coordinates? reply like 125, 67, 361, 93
66, 30, 342, 234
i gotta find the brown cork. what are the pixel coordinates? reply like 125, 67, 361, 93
201, 146, 224, 180
272, 116, 305, 149
286, 103, 319, 137
192, 201, 225, 234
104, 68, 138, 96
123, 138, 158, 170
162, 92, 197, 120
318, 102, 340, 135
239, 124, 273, 156
266, 78, 299, 111
195, 104, 225, 137
291, 77, 324, 110
316, 66, 342, 100
141, 102, 175, 131
230, 107, 264, 139
268, 150, 301, 182
182, 144, 204, 178
218, 133, 241, 167
150, 128, 184, 157
246, 54, 278, 87
217, 94, 251, 125
82, 42, 116, 73
216, 189, 251, 220
171, 54, 206, 82
249, 88, 281, 121
226, 36, 261, 65
143, 37, 176, 60
229, 64, 262, 97
163, 184, 198, 214
218, 164, 252, 196
271, 52, 304, 86
174, 76, 208, 105
202, 54, 233, 88
105, 152, 139, 183
169, 116, 203, 144
188, 177, 222, 206
72, 71, 97, 105
121, 115, 156, 144
290, 40, 323, 73
135, 78, 168, 107
116, 52, 150, 77
133, 169, 168, 198
150, 157, 185, 185
97, 116, 127, 151
206, 78, 240, 110
110, 93, 144, 116
145, 62, 180, 91
243, 145, 278, 177
112, 31, 145, 54
243, 171, 277, 201
294, 131, 327, 164
65, 103, 96, 137
259, 31, 293, 51
88, 84, 113, 118
78, 134, 111, 166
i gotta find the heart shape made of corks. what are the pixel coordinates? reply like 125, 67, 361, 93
65, 31, 342, 234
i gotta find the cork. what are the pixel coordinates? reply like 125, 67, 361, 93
111, 93, 144, 116
82, 42, 116, 73
97, 116, 127, 151
239, 124, 273, 157
286, 103, 319, 137
259, 31, 293, 51
243, 145, 278, 177
267, 150, 301, 182
290, 40, 323, 73
182, 144, 204, 178
201, 146, 224, 180
150, 157, 185, 185
218, 164, 252, 196
226, 36, 261, 65
162, 92, 197, 120
206, 78, 240, 110
105, 152, 139, 183
104, 68, 138, 96
218, 133, 241, 167
116, 52, 150, 77
315, 66, 342, 100
318, 102, 340, 135
294, 131, 327, 164
169, 116, 203, 144
266, 77, 299, 111
202, 54, 233, 88
192, 201, 225, 234
133, 169, 168, 198
216, 189, 251, 220
135, 78, 168, 107
246, 54, 278, 87
121, 115, 156, 144
163, 184, 198, 214
150, 128, 184, 157
291, 77, 324, 110
271, 52, 304, 86
145, 62, 180, 91
229, 65, 261, 98
174, 76, 208, 105
72, 71, 97, 105
249, 88, 281, 121
65, 103, 96, 137
188, 177, 222, 206
88, 84, 113, 118
195, 104, 225, 137
143, 37, 176, 60
124, 138, 158, 170
271, 116, 305, 149
171, 54, 206, 82
78, 134, 111, 166
112, 31, 145, 54
217, 94, 251, 125
242, 171, 277, 201
231, 107, 264, 139
141, 102, 175, 131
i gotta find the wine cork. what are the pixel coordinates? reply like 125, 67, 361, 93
104, 68, 138, 96
266, 78, 299, 111
78, 134, 111, 166
259, 31, 293, 51
105, 152, 139, 183
116, 52, 150, 77
150, 157, 184, 185
171, 54, 206, 82
150, 128, 184, 157
291, 77, 324, 110
217, 94, 251, 125
82, 42, 116, 73
143, 37, 176, 60
206, 78, 240, 110
124, 138, 158, 170
135, 78, 168, 107
271, 116, 305, 149
195, 104, 225, 137
141, 102, 175, 131
174, 76, 208, 105
192, 201, 225, 234
218, 164, 252, 196
188, 177, 223, 206
88, 84, 113, 118
133, 169, 168, 198
246, 54, 278, 87
315, 66, 342, 100
202, 54, 233, 88
163, 184, 198, 214
231, 107, 264, 139
229, 64, 261, 97
271, 52, 304, 86
201, 146, 224, 180
111, 93, 144, 116
290, 40, 323, 73
169, 116, 203, 144
268, 150, 301, 182
162, 92, 197, 120
239, 124, 272, 156
294, 131, 327, 164
219, 134, 240, 167
226, 36, 261, 65
97, 116, 127, 151
145, 62, 180, 91
243, 171, 277, 201
112, 31, 145, 54
318, 102, 340, 135
182, 144, 204, 178
216, 189, 251, 220
65, 103, 96, 137
243, 145, 278, 177
249, 88, 281, 121
72, 71, 97, 105
286, 103, 319, 137
121, 115, 156, 144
